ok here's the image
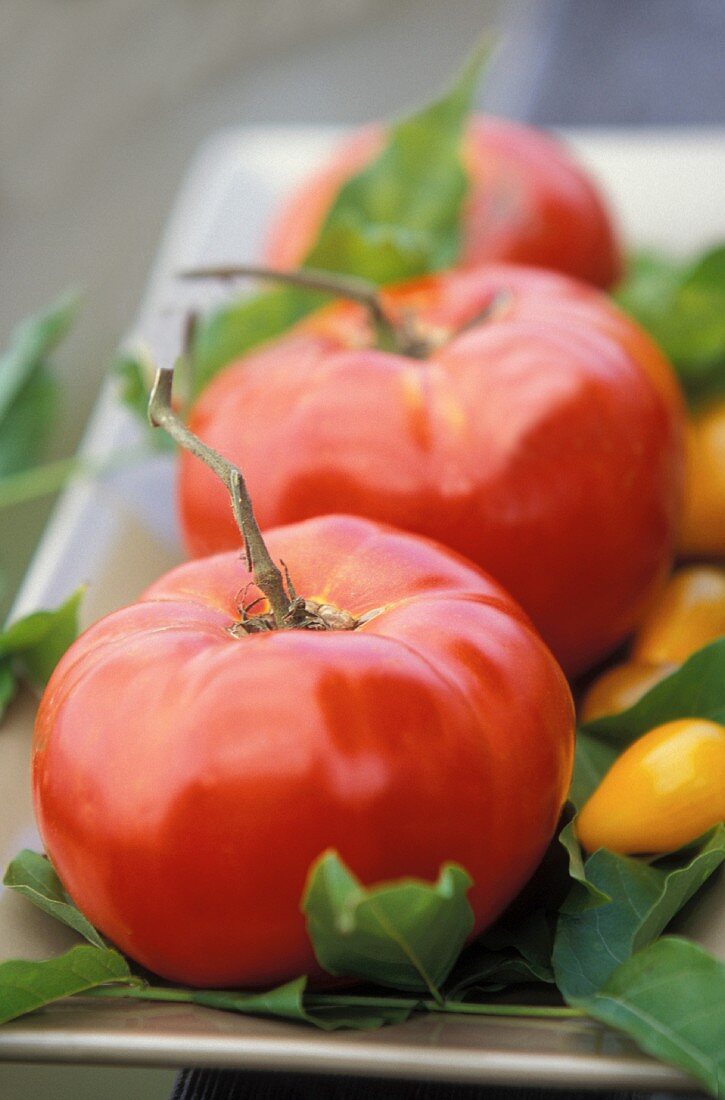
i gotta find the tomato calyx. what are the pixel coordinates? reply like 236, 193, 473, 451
228, 585, 359, 637
180, 263, 503, 362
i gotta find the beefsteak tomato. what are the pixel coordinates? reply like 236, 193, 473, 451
264, 118, 623, 289
179, 265, 685, 676
33, 515, 573, 988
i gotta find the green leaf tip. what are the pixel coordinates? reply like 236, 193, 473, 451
0, 291, 81, 482
0, 290, 80, 424
0, 945, 130, 1027
0, 587, 84, 720
307, 40, 488, 284
3, 849, 105, 949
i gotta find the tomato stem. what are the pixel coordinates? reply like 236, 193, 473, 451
86, 984, 586, 1020
180, 263, 404, 355
148, 364, 291, 628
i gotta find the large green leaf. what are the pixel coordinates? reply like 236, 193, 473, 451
0, 587, 83, 719
3, 850, 105, 949
302, 851, 473, 999
615, 246, 725, 404
578, 938, 725, 1098
553, 825, 724, 1001
0, 946, 131, 1026
572, 638, 725, 807
184, 48, 487, 392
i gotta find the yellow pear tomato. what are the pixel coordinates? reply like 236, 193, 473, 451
632, 565, 725, 665
577, 718, 725, 854
679, 397, 725, 559
580, 661, 675, 723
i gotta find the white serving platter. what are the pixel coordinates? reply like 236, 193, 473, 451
1, 126, 723, 1090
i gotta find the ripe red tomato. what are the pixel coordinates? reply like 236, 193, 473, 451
179, 265, 685, 677
33, 515, 573, 988
264, 118, 623, 289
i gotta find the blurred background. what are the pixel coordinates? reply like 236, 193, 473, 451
2, 0, 724, 616
0, 1, 723, 1096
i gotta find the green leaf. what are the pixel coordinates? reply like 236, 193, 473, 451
189, 977, 315, 1025
615, 246, 725, 404
572, 638, 725, 807
190, 978, 413, 1031
553, 825, 724, 1001
189, 285, 328, 396
305, 223, 431, 287
558, 818, 610, 909
0, 292, 78, 425
0, 945, 131, 1026
0, 293, 79, 480
447, 910, 554, 997
0, 661, 14, 720
302, 851, 474, 999
577, 938, 725, 1098
91, 980, 578, 1030
0, 370, 58, 478
306, 44, 486, 282
112, 351, 174, 449
3, 850, 106, 949
186, 47, 487, 390
0, 586, 83, 688
0, 588, 83, 721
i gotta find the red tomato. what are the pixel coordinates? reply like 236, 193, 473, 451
179, 265, 685, 677
264, 118, 623, 289
33, 516, 573, 988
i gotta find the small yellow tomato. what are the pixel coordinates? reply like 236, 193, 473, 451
577, 718, 725, 854
632, 565, 725, 665
679, 397, 725, 558
579, 661, 675, 723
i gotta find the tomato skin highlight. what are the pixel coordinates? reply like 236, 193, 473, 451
264, 118, 623, 289
33, 516, 574, 989
179, 266, 685, 676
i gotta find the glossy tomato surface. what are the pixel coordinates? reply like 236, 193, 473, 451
180, 266, 685, 676
264, 118, 623, 288
33, 516, 574, 988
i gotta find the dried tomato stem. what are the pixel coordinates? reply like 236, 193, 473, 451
148, 364, 290, 627
180, 263, 400, 352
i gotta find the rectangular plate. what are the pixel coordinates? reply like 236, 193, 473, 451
1, 127, 723, 1090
